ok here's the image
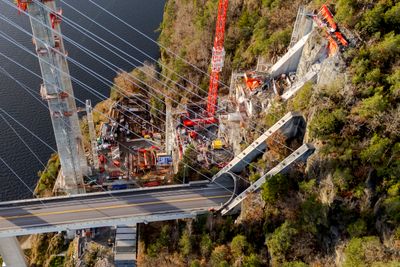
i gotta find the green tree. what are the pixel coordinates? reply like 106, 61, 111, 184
383, 182, 400, 223
356, 3, 386, 34
47, 256, 65, 267
200, 233, 213, 258
353, 94, 388, 119
369, 32, 400, 65
190, 259, 201, 267
299, 197, 328, 234
238, 10, 259, 40
384, 2, 400, 27
335, 0, 357, 26
387, 68, 400, 99
210, 245, 230, 266
347, 219, 367, 238
179, 229, 192, 257
290, 82, 313, 111
309, 108, 346, 138
360, 134, 391, 166
147, 225, 171, 257
266, 221, 297, 265
261, 174, 293, 204
343, 236, 385, 267
230, 234, 249, 259
243, 253, 263, 267
282, 261, 309, 267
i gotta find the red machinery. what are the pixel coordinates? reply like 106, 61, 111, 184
311, 5, 348, 56
49, 9, 63, 29
16, 0, 53, 13
244, 72, 265, 91
182, 0, 229, 129
16, 0, 29, 14
16, 0, 62, 29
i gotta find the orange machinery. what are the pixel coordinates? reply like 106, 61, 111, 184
311, 4, 348, 56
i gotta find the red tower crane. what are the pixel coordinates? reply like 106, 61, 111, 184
182, 0, 229, 128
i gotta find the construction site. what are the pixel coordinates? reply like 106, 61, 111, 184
21, 0, 351, 196
0, 0, 374, 266
169, 3, 351, 182
93, 93, 171, 191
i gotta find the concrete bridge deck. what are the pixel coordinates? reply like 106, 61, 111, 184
0, 182, 233, 238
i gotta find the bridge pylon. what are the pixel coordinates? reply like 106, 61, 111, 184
25, 0, 88, 194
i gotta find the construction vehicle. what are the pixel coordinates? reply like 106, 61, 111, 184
243, 71, 273, 92
244, 72, 264, 91
49, 9, 62, 29
211, 139, 224, 150
128, 147, 158, 174
309, 4, 348, 56
181, 0, 229, 131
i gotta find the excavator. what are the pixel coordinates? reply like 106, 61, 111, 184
244, 72, 265, 91
15, 0, 29, 14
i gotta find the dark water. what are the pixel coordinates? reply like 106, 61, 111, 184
0, 0, 164, 200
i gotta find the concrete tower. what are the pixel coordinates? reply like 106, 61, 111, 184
27, 0, 88, 194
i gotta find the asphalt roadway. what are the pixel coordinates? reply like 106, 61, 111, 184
0, 184, 233, 235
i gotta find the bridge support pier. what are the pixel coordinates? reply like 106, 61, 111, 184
114, 225, 137, 266
0, 237, 27, 267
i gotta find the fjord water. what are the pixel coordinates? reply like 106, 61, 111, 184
0, 0, 164, 200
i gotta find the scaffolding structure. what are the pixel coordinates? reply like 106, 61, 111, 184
27, 1, 88, 194
86, 100, 99, 171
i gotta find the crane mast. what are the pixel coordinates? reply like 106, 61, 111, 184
182, 0, 228, 128
206, 0, 228, 117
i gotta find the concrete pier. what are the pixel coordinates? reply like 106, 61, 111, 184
114, 225, 137, 267
0, 237, 27, 267
269, 32, 312, 77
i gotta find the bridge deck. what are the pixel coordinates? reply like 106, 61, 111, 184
0, 184, 233, 237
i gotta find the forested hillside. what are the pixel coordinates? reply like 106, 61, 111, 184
138, 0, 400, 266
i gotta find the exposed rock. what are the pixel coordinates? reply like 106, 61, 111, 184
319, 174, 336, 205
334, 242, 346, 267
297, 30, 327, 78
317, 54, 348, 88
